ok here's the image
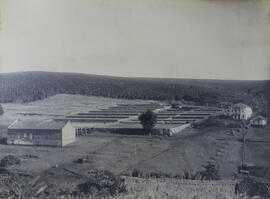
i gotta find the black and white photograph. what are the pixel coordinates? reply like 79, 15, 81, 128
0, 0, 270, 198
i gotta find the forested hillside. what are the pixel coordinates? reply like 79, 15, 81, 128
0, 71, 269, 115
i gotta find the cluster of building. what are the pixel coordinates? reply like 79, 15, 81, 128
225, 103, 267, 127
225, 103, 253, 120
6, 102, 267, 147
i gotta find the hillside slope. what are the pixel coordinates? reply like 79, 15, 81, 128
0, 71, 269, 115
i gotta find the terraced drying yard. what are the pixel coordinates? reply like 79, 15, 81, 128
58, 100, 223, 136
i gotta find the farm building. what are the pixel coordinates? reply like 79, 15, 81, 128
226, 103, 252, 120
250, 116, 267, 127
7, 119, 76, 147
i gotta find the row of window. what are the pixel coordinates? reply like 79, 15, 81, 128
10, 133, 61, 140
227, 109, 244, 114
232, 115, 245, 119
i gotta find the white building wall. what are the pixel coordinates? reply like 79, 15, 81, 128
262, 119, 267, 125
61, 122, 76, 146
251, 118, 267, 126
7, 129, 62, 146
243, 107, 252, 120
226, 106, 252, 120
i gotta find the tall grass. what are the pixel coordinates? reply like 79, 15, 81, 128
119, 177, 250, 199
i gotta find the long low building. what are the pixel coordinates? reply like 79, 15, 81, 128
7, 119, 76, 147
89, 122, 191, 136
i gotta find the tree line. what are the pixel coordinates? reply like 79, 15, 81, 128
0, 72, 268, 114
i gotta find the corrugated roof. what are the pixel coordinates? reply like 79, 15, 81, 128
8, 119, 68, 130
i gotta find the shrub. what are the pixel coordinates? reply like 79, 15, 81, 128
78, 169, 126, 197
0, 155, 21, 168
148, 172, 172, 178
239, 176, 270, 198
0, 104, 3, 115
198, 161, 220, 180
131, 168, 143, 178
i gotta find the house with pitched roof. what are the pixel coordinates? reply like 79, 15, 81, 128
7, 119, 76, 147
225, 103, 252, 120
250, 116, 267, 127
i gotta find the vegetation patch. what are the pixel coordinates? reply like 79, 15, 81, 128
0, 155, 21, 168
21, 154, 39, 159
239, 176, 270, 198
0, 104, 3, 115
78, 169, 127, 197
126, 162, 220, 181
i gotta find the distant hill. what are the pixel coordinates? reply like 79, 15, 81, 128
0, 71, 269, 115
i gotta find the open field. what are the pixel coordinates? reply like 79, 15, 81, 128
244, 127, 270, 180
0, 129, 240, 178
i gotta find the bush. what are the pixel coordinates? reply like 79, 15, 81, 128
239, 177, 270, 198
0, 155, 21, 168
0, 104, 3, 115
198, 161, 220, 180
78, 169, 126, 196
131, 168, 143, 177
148, 172, 173, 178
75, 158, 86, 164
183, 170, 197, 180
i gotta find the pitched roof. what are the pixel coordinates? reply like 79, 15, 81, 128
252, 115, 266, 121
8, 119, 68, 130
233, 103, 250, 109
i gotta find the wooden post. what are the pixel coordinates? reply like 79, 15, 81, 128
241, 132, 245, 169
268, 106, 270, 128
241, 126, 247, 170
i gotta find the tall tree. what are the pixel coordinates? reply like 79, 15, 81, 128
138, 110, 157, 134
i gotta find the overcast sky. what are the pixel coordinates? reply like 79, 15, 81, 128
0, 0, 270, 80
